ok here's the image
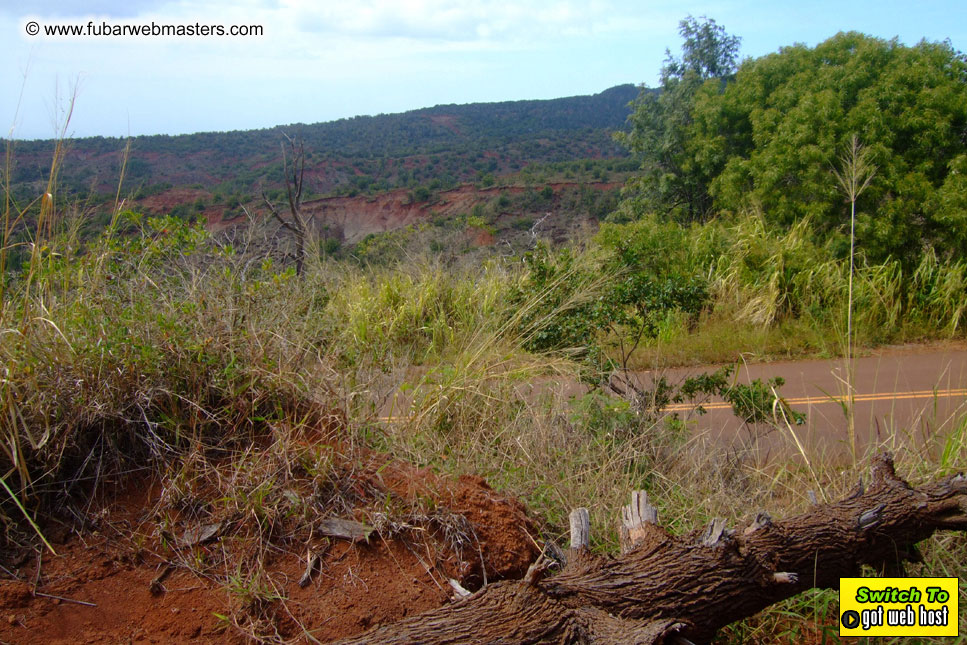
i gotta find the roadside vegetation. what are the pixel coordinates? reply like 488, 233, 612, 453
2, 16, 966, 644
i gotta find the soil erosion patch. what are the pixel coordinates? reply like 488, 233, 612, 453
0, 451, 539, 644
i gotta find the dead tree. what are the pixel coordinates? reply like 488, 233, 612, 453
336, 453, 967, 644
261, 135, 309, 275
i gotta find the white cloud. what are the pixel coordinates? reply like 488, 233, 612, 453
5, 0, 176, 18
21, 0, 926, 139
275, 0, 629, 46
4, 0, 682, 138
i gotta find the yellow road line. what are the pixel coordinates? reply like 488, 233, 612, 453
376, 388, 967, 421
663, 388, 967, 413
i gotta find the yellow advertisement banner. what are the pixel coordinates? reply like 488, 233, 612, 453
839, 577, 959, 637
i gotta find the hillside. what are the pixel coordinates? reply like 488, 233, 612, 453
5, 21, 967, 645
6, 84, 639, 201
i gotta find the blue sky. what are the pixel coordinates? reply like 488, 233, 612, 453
4, 0, 967, 140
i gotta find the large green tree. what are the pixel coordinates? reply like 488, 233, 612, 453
622, 27, 967, 265
619, 16, 741, 222
694, 33, 967, 264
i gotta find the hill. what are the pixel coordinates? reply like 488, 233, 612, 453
6, 84, 640, 202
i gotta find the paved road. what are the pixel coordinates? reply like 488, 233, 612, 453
379, 342, 967, 459
640, 343, 967, 457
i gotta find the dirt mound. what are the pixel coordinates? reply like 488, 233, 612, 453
0, 459, 539, 643
138, 187, 211, 214
302, 188, 430, 244
300, 182, 620, 244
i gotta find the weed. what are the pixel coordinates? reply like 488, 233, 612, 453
2, 104, 967, 645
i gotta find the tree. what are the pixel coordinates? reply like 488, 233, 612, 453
336, 454, 967, 644
260, 135, 310, 275
619, 16, 741, 222
622, 30, 967, 265
662, 15, 742, 81
704, 33, 967, 265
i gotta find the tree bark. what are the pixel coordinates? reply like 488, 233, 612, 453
334, 454, 967, 644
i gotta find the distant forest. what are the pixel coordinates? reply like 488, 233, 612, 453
5, 84, 639, 201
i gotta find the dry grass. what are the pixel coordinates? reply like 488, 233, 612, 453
2, 127, 966, 643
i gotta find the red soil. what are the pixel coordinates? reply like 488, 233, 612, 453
138, 187, 211, 214
0, 460, 539, 643
299, 181, 620, 244
133, 180, 620, 246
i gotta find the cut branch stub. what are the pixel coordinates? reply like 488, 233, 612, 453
567, 507, 595, 572
699, 517, 730, 547
771, 571, 799, 584
743, 511, 772, 535
448, 578, 472, 599
620, 490, 663, 554
569, 507, 590, 554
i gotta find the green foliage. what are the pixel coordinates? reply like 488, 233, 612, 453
511, 233, 710, 378
663, 15, 742, 81
715, 34, 967, 263
408, 184, 433, 203
618, 16, 741, 221
510, 216, 534, 231
709, 212, 967, 342
511, 244, 610, 370
568, 391, 638, 440
131, 182, 172, 199
320, 237, 341, 257
725, 376, 805, 426
463, 213, 494, 234
352, 227, 419, 266
6, 85, 637, 203
0, 215, 320, 502
625, 29, 967, 266
595, 219, 711, 346
639, 364, 805, 426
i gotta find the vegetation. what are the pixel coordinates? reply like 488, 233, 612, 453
3, 85, 637, 205
2, 203, 965, 641
618, 16, 741, 221
2, 16, 967, 644
622, 23, 967, 268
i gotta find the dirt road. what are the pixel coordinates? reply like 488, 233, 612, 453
644, 342, 967, 457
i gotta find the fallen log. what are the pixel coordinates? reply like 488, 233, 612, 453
335, 454, 967, 644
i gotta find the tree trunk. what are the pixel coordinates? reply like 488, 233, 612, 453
335, 454, 967, 644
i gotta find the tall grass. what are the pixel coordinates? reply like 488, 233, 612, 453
627, 210, 967, 367
0, 208, 534, 509
834, 135, 877, 464
323, 259, 511, 368
2, 91, 83, 549
2, 122, 966, 643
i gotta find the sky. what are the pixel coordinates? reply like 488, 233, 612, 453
3, 0, 967, 140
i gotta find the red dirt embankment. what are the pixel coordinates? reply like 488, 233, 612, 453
135, 180, 621, 243
299, 181, 619, 244
0, 457, 540, 644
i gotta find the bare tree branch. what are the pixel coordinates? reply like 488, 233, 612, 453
261, 135, 310, 275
